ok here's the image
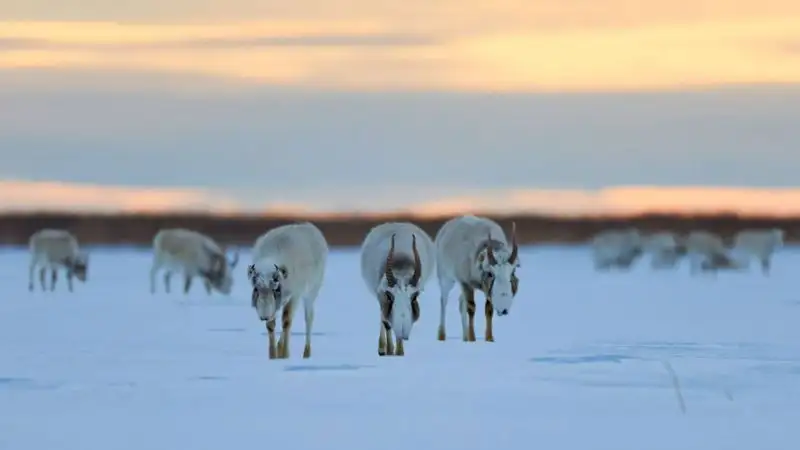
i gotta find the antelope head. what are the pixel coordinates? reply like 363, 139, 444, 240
248, 263, 288, 322
477, 222, 520, 316
378, 233, 423, 341
201, 248, 235, 294
66, 253, 89, 282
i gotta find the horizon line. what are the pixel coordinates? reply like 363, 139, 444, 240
3, 179, 800, 218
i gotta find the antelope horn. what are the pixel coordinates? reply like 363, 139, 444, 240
410, 234, 422, 287
385, 233, 398, 287
486, 232, 498, 265
508, 222, 518, 264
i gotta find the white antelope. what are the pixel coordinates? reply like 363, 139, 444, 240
248, 222, 328, 360
28, 229, 89, 292
591, 228, 643, 271
642, 231, 687, 269
731, 228, 785, 275
360, 222, 435, 357
150, 228, 239, 295
434, 215, 519, 343
684, 230, 744, 274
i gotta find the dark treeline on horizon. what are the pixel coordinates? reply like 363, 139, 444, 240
0, 211, 796, 248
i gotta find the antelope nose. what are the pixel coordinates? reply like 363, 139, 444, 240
498, 309, 509, 316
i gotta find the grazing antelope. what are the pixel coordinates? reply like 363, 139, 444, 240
434, 215, 519, 343
28, 229, 89, 292
360, 222, 435, 357
643, 231, 687, 270
150, 228, 239, 295
248, 222, 328, 359
591, 228, 643, 271
684, 230, 745, 274
731, 228, 785, 275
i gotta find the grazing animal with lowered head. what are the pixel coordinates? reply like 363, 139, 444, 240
731, 228, 785, 275
434, 215, 520, 343
642, 231, 687, 270
150, 228, 239, 295
28, 229, 89, 292
684, 230, 745, 275
248, 222, 328, 360
360, 222, 435, 357
591, 228, 644, 271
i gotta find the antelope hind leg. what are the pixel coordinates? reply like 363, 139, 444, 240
484, 299, 495, 342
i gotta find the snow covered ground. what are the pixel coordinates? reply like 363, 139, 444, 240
1, 245, 799, 450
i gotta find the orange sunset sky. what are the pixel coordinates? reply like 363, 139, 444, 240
1, 0, 799, 215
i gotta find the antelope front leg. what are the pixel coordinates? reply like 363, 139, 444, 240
277, 301, 294, 359
484, 298, 495, 342
384, 322, 395, 355
378, 295, 394, 356
67, 273, 74, 293
164, 272, 172, 294
39, 268, 46, 291
378, 321, 388, 356
266, 319, 278, 359
460, 283, 477, 342
183, 275, 192, 294
50, 269, 57, 291
395, 335, 405, 356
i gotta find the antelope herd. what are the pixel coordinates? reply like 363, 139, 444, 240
592, 227, 785, 275
25, 218, 786, 360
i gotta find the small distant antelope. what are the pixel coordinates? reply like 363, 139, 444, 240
684, 231, 746, 275
28, 229, 89, 292
360, 222, 435, 357
434, 215, 519, 343
591, 228, 643, 271
150, 228, 239, 295
643, 231, 687, 270
248, 222, 328, 360
731, 228, 784, 275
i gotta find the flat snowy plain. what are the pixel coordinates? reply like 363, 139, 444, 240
1, 245, 799, 450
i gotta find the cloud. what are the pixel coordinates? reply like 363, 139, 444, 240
0, 33, 439, 51
404, 187, 800, 217
3, 17, 800, 92
0, 179, 243, 213
2, 179, 800, 217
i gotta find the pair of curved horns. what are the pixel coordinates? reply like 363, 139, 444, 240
385, 233, 422, 287
486, 222, 518, 265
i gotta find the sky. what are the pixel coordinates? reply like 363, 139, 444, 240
1, 0, 800, 215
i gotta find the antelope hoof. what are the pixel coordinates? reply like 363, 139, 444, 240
437, 326, 446, 341
303, 343, 311, 359
268, 344, 278, 359
485, 334, 495, 342
395, 339, 405, 356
